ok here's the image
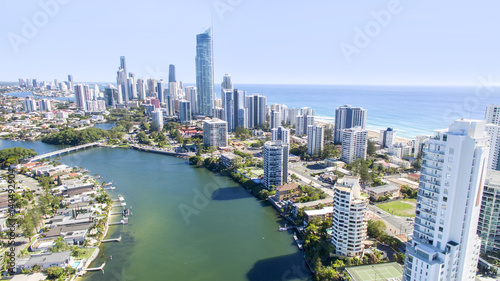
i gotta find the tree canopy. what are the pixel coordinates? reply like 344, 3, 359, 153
0, 147, 37, 167
41, 128, 108, 145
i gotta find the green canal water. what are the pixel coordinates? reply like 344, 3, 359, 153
0, 140, 311, 281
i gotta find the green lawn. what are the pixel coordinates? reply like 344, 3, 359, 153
242, 140, 258, 146
377, 200, 416, 217
78, 247, 97, 260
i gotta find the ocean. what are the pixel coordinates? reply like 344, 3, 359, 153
8, 84, 500, 139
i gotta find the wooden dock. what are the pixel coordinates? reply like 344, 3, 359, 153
102, 236, 122, 243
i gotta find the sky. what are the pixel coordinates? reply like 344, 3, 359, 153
1, 0, 499, 85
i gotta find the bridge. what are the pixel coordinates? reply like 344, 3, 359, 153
30, 141, 103, 162
129, 144, 192, 158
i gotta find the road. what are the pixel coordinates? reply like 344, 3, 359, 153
367, 204, 414, 237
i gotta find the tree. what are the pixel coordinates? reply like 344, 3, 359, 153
367, 140, 377, 156
367, 220, 386, 239
0, 147, 37, 168
412, 155, 422, 170
45, 266, 64, 279
51, 237, 69, 252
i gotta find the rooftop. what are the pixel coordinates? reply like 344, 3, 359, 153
18, 251, 71, 267
304, 207, 334, 216
366, 183, 400, 194
276, 183, 299, 192
486, 170, 500, 187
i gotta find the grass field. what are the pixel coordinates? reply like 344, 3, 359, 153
347, 262, 403, 281
377, 199, 416, 217
242, 140, 258, 146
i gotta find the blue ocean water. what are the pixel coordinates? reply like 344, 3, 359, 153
7, 85, 500, 139
216, 85, 500, 139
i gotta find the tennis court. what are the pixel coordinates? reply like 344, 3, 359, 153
346, 262, 403, 281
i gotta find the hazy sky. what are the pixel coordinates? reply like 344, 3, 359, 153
1, 0, 499, 85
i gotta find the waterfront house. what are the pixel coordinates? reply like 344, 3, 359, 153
16, 251, 73, 273
304, 207, 334, 224
275, 183, 299, 201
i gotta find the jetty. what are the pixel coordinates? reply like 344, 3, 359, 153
293, 233, 303, 250
30, 141, 103, 162
279, 225, 296, 232
85, 262, 106, 271
102, 235, 122, 243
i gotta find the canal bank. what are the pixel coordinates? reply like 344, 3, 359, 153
1, 140, 311, 281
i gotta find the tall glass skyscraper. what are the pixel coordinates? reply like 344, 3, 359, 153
195, 28, 214, 116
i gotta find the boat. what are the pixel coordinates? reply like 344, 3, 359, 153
118, 196, 124, 202
120, 202, 126, 207
108, 186, 116, 190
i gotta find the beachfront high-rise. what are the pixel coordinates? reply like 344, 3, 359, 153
403, 119, 490, 281
203, 119, 228, 148
104, 85, 118, 108
295, 108, 315, 136
485, 124, 500, 170
486, 105, 500, 125
486, 105, 500, 171
334, 105, 367, 144
307, 124, 324, 156
330, 176, 368, 257
223, 89, 246, 131
271, 126, 290, 145
221, 74, 233, 93
263, 141, 288, 189
195, 28, 214, 116
185, 86, 197, 115
247, 94, 267, 129
169, 64, 176, 84
340, 127, 368, 164
477, 170, 500, 254
270, 109, 281, 129
380, 128, 396, 148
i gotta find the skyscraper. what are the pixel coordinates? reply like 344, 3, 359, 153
486, 124, 500, 171
263, 141, 289, 189
169, 64, 176, 84
117, 56, 129, 103
341, 127, 368, 164
221, 74, 233, 93
185, 86, 198, 115
203, 119, 228, 148
104, 84, 118, 108
195, 28, 215, 116
247, 94, 267, 129
151, 109, 164, 131
486, 105, 500, 171
307, 124, 324, 156
178, 100, 191, 123
486, 105, 500, 125
477, 170, 500, 254
128, 73, 137, 100
157, 80, 165, 104
272, 126, 290, 145
137, 79, 147, 100
223, 89, 246, 131
330, 176, 368, 257
380, 128, 396, 148
23, 97, 37, 112
270, 109, 281, 129
296, 114, 314, 136
403, 119, 489, 281
74, 84, 90, 111
334, 105, 367, 143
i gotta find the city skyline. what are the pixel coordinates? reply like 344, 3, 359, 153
2, 1, 500, 86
